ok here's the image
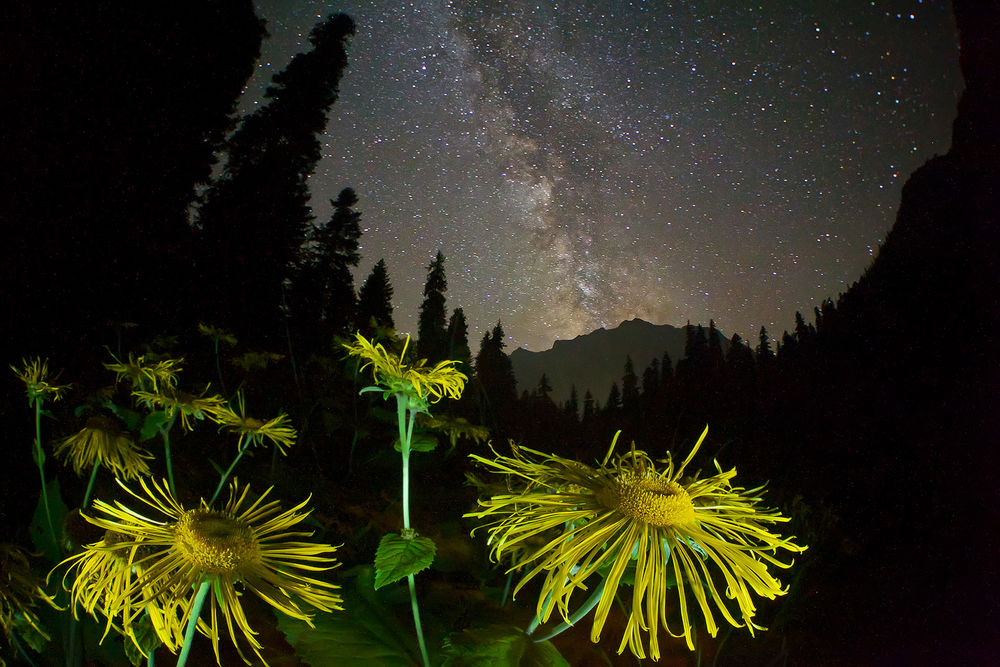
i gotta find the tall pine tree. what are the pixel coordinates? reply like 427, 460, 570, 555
446, 307, 472, 371
195, 13, 355, 342
288, 187, 362, 348
417, 251, 448, 362
356, 259, 394, 338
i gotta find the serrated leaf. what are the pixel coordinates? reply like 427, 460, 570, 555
393, 432, 438, 453
278, 566, 420, 666
374, 533, 436, 590
139, 410, 171, 441
442, 625, 568, 667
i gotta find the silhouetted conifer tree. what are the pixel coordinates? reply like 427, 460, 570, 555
446, 307, 472, 371
195, 13, 355, 342
565, 385, 580, 421
621, 356, 640, 416
474, 321, 518, 437
288, 187, 361, 350
356, 259, 394, 337
605, 382, 622, 415
418, 251, 448, 362
756, 326, 775, 365
582, 390, 596, 422
708, 319, 725, 372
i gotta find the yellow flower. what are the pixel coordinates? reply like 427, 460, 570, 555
56, 528, 177, 651
419, 414, 490, 449
55, 415, 153, 481
214, 391, 296, 454
133, 386, 227, 431
104, 352, 183, 393
466, 427, 806, 660
11, 357, 70, 404
60, 478, 342, 665
342, 333, 467, 404
197, 323, 238, 347
1, 544, 57, 645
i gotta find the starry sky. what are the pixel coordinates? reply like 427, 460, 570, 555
246, 0, 961, 351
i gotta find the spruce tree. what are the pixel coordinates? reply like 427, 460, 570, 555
446, 307, 472, 371
289, 187, 361, 348
195, 13, 355, 342
417, 251, 448, 362
756, 326, 775, 364
356, 259, 394, 337
565, 385, 580, 421
621, 356, 640, 412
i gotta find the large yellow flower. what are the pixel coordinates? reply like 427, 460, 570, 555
343, 333, 467, 403
60, 478, 343, 665
55, 415, 153, 480
214, 391, 296, 454
466, 427, 806, 660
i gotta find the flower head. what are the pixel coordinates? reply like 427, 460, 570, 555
133, 386, 227, 431
55, 415, 153, 481
214, 391, 296, 454
104, 352, 183, 393
1, 544, 57, 645
343, 333, 467, 406
467, 427, 806, 660
59, 478, 342, 665
197, 323, 238, 347
11, 357, 70, 404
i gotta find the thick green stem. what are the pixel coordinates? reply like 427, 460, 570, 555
81, 459, 101, 509
395, 395, 429, 667
176, 580, 211, 667
32, 400, 55, 538
210, 436, 247, 506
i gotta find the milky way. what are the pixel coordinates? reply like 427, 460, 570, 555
248, 0, 961, 350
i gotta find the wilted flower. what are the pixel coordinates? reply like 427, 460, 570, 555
104, 353, 182, 393
1, 544, 56, 646
11, 357, 70, 404
132, 386, 227, 432
467, 427, 806, 660
55, 415, 152, 481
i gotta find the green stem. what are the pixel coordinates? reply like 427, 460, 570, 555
81, 459, 101, 509
176, 580, 211, 667
32, 399, 55, 538
159, 415, 177, 497
530, 578, 607, 642
210, 436, 248, 506
212, 339, 226, 395
395, 395, 429, 667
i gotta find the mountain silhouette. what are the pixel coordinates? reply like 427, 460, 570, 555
510, 318, 724, 402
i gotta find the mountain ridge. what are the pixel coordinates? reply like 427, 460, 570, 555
510, 318, 727, 403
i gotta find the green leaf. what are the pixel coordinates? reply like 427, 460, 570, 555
103, 399, 144, 431
29, 477, 69, 563
374, 533, 436, 590
393, 432, 438, 453
124, 613, 162, 666
278, 566, 421, 666
139, 410, 171, 441
442, 625, 569, 667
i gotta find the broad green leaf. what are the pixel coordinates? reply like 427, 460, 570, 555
29, 477, 69, 562
393, 432, 438, 453
139, 410, 171, 441
103, 399, 144, 431
278, 566, 420, 666
442, 625, 568, 667
374, 533, 436, 590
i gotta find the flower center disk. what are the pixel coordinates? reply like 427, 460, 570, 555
600, 474, 696, 528
175, 510, 260, 574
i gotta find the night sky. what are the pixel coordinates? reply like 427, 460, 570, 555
246, 0, 961, 351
